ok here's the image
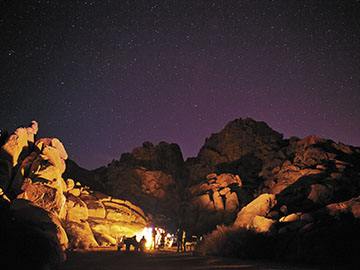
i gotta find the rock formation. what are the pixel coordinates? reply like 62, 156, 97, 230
191, 121, 360, 265
64, 117, 360, 242
181, 173, 250, 234
4, 117, 359, 266
186, 118, 284, 189
64, 141, 184, 230
0, 122, 148, 268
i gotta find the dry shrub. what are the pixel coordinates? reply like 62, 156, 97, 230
196, 224, 275, 259
196, 216, 360, 267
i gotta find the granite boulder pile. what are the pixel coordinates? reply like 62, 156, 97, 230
0, 121, 148, 268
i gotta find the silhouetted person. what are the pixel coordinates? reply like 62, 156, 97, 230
182, 230, 186, 252
139, 236, 146, 252
176, 228, 183, 252
124, 237, 131, 251
151, 228, 156, 249
132, 236, 140, 252
160, 231, 165, 248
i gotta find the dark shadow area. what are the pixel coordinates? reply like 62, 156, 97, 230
215, 153, 264, 193
63, 159, 107, 193
0, 199, 64, 270
275, 173, 329, 213
197, 219, 360, 269
275, 159, 360, 214
312, 141, 360, 165
61, 249, 318, 270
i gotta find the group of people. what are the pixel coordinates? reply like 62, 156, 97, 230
118, 235, 147, 252
116, 227, 191, 253
150, 227, 174, 249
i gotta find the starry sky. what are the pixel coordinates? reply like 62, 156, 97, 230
1, 0, 359, 169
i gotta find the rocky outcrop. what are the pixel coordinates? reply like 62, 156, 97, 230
4, 116, 354, 266
200, 133, 360, 237
233, 194, 276, 232
62, 183, 147, 248
65, 141, 184, 230
0, 121, 38, 194
63, 118, 287, 234
179, 173, 251, 234
104, 164, 179, 229
63, 117, 360, 243
188, 173, 243, 211
0, 122, 67, 268
128, 141, 185, 178
196, 128, 360, 265
186, 118, 284, 190
0, 121, 148, 265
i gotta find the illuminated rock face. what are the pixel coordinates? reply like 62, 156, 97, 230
182, 173, 246, 234
197, 129, 360, 264
0, 122, 147, 253
62, 185, 147, 248
4, 119, 360, 265
66, 141, 183, 230
188, 173, 242, 212
0, 121, 38, 192
233, 193, 276, 229
0, 122, 67, 268
63, 117, 360, 239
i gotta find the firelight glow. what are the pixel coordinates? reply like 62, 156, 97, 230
136, 227, 154, 249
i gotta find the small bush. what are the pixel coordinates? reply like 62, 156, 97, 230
196, 217, 360, 267
196, 225, 275, 259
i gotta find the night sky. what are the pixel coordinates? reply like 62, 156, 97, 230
1, 0, 359, 169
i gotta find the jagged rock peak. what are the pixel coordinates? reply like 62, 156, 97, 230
118, 141, 184, 177
201, 117, 283, 157
131, 141, 184, 163
223, 117, 283, 139
189, 118, 283, 177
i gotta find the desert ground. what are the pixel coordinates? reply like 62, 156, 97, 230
60, 247, 323, 270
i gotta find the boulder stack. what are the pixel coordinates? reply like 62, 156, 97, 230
0, 122, 148, 259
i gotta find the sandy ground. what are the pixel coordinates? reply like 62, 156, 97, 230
60, 247, 322, 270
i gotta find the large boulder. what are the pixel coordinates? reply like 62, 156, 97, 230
188, 173, 243, 212
1, 121, 38, 167
268, 138, 360, 214
324, 196, 360, 219
0, 121, 38, 193
181, 173, 247, 234
64, 221, 99, 249
248, 215, 276, 233
63, 182, 148, 249
233, 193, 276, 229
0, 199, 66, 270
